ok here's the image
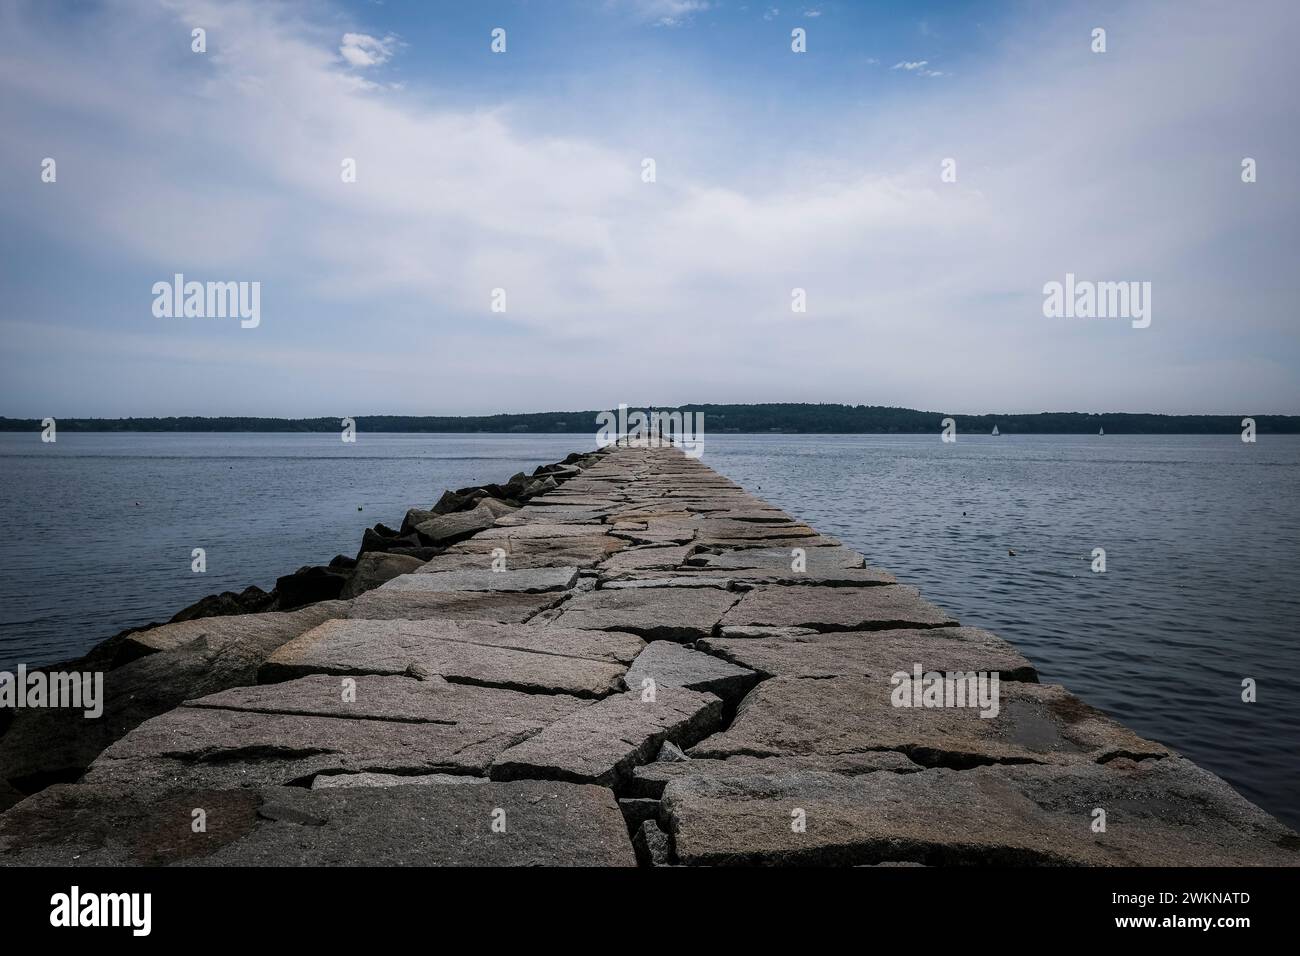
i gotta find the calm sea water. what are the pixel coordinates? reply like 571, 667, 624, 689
1, 432, 1296, 828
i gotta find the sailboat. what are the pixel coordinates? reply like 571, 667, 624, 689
991, 425, 1000, 436
1098, 427, 1105, 436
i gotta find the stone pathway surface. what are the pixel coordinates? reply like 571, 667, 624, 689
2, 444, 1297, 866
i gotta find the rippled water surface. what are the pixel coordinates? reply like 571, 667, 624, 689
1, 431, 1296, 828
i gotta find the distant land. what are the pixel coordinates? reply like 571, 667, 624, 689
2, 404, 1296, 434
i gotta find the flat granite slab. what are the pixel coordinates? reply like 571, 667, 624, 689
263, 618, 643, 698
345, 588, 561, 622
490, 687, 723, 787
186, 674, 587, 726
81, 706, 538, 789
690, 544, 869, 571
690, 677, 1166, 767
547, 587, 741, 641
660, 758, 1300, 866
624, 641, 759, 699
630, 752, 923, 798
424, 534, 628, 569
121, 601, 350, 658
721, 584, 957, 631
388, 567, 578, 592
0, 781, 635, 866
599, 545, 697, 572
698, 627, 1039, 681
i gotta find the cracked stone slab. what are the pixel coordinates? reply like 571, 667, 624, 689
345, 589, 560, 622
495, 506, 610, 524
121, 601, 350, 658
0, 601, 355, 791
414, 503, 497, 543
610, 529, 697, 546
695, 535, 843, 550
717, 625, 819, 640
624, 641, 759, 699
311, 772, 487, 789
689, 677, 1167, 767
390, 567, 578, 592
263, 618, 642, 698
548, 587, 740, 642
478, 524, 609, 540
81, 705, 538, 790
424, 534, 627, 569
698, 627, 1038, 681
600, 576, 734, 589
690, 544, 869, 572
721, 585, 956, 631
490, 687, 723, 788
600, 545, 695, 572
187, 674, 586, 726
687, 519, 820, 539
630, 752, 922, 798
0, 781, 635, 866
660, 758, 1300, 866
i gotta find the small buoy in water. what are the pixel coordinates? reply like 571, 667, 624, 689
357, 506, 363, 511
1008, 549, 1016, 556
962, 511, 967, 517
133, 501, 140, 507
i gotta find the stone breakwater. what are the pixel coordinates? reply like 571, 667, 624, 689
1, 444, 1297, 866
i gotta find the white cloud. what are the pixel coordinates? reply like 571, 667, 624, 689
339, 32, 395, 68
892, 59, 945, 77
0, 0, 1297, 415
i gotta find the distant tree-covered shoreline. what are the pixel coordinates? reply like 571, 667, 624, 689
1, 404, 1295, 434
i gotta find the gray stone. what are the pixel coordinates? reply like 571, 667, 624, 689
600, 545, 695, 572
549, 587, 740, 642
721, 585, 956, 631
311, 772, 488, 789
397, 567, 577, 592
691, 545, 869, 572
187, 674, 586, 726
717, 625, 818, 640
600, 576, 734, 589
475, 497, 518, 518
698, 627, 1038, 681
345, 588, 561, 623
624, 641, 758, 700
618, 797, 660, 830
122, 601, 349, 657
660, 758, 1300, 866
264, 618, 642, 698
656, 741, 688, 763
0, 602, 350, 794
339, 552, 425, 599
490, 687, 723, 787
631, 752, 922, 798
423, 534, 627, 569
478, 523, 609, 540
634, 819, 673, 866
413, 503, 497, 543
688, 519, 820, 540
82, 705, 537, 790
0, 781, 636, 866
689, 677, 1167, 767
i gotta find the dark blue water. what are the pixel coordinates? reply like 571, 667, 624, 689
706, 434, 1300, 830
1, 432, 1296, 828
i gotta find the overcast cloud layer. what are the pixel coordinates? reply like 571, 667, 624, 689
1, 0, 1297, 416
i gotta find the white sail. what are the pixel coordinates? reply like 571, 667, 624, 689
991, 425, 999, 436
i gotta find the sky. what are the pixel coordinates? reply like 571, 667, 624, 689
0, 0, 1297, 417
